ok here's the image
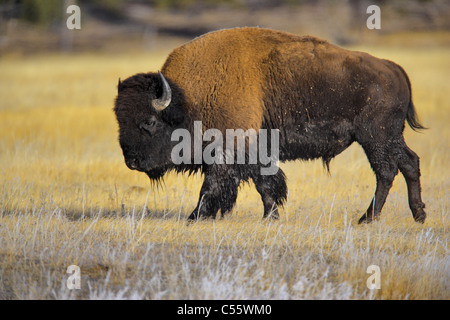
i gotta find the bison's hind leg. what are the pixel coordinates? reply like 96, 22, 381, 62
358, 136, 426, 224
251, 167, 287, 219
397, 141, 426, 223
358, 139, 400, 224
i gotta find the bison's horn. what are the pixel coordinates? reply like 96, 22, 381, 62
151, 71, 172, 111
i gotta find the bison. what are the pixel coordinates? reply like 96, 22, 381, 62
114, 27, 426, 224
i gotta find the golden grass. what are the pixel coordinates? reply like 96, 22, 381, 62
0, 45, 448, 299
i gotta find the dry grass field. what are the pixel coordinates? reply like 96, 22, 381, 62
0, 41, 448, 299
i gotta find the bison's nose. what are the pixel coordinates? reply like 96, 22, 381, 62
126, 158, 139, 170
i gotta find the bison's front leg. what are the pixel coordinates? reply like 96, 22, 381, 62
251, 167, 287, 219
188, 164, 240, 220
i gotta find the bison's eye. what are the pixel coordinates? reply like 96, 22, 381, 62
139, 118, 157, 134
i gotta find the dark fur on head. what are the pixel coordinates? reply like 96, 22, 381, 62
114, 72, 187, 181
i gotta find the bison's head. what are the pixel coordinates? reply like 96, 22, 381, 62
114, 71, 185, 180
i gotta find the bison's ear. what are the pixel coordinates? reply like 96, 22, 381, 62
118, 78, 124, 93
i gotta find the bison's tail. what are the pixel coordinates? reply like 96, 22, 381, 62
406, 100, 426, 132
395, 62, 427, 132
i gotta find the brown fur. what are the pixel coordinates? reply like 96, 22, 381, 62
162, 28, 323, 132
115, 27, 426, 223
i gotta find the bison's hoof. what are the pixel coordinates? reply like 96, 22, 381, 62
263, 211, 279, 220
358, 212, 378, 224
413, 209, 426, 224
187, 213, 202, 221
187, 211, 215, 222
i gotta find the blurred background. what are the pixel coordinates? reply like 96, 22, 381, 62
1, 0, 450, 55
0, 1, 449, 300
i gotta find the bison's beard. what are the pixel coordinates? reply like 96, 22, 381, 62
145, 167, 167, 181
